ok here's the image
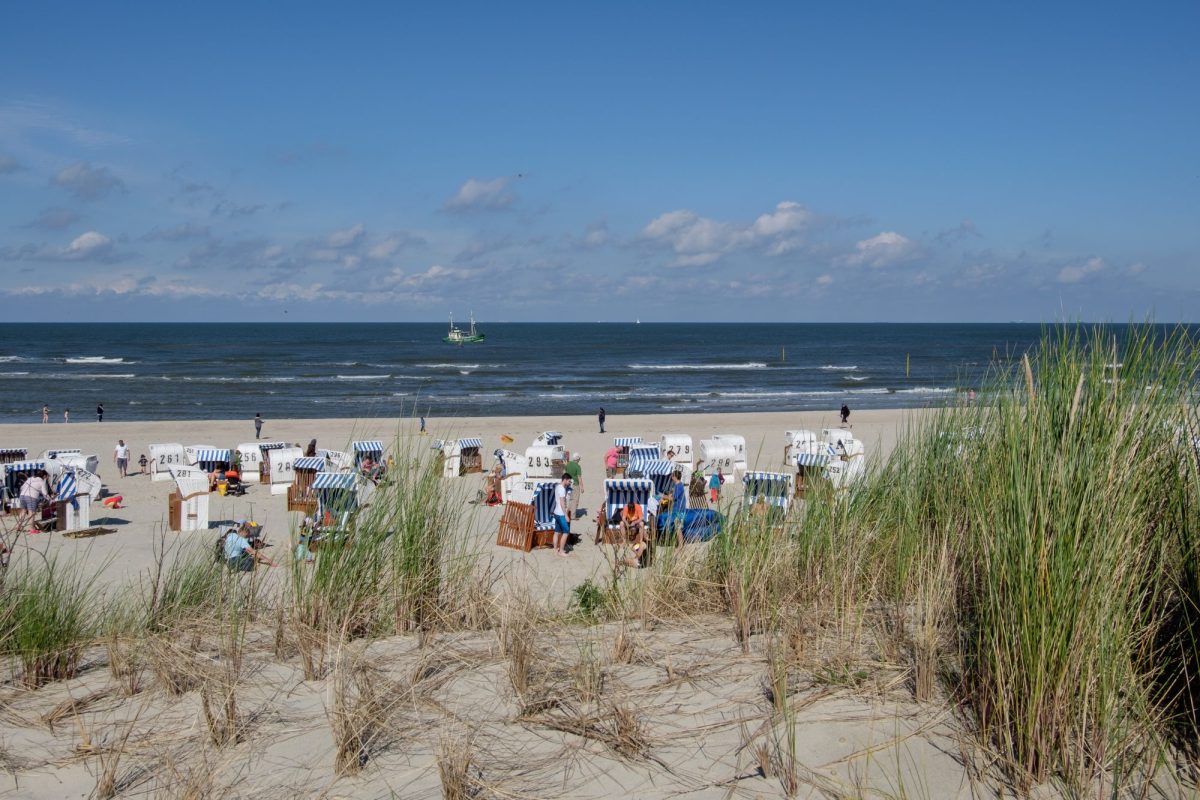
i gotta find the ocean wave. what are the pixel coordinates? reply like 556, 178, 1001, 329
845, 375, 869, 382
335, 374, 390, 381
894, 386, 954, 394
0, 356, 26, 363
628, 362, 768, 371
418, 363, 480, 369
820, 364, 858, 371
0, 371, 30, 376
65, 356, 128, 364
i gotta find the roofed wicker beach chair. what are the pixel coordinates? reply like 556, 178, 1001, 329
611, 437, 642, 476
595, 478, 656, 545
495, 480, 557, 552
742, 471, 796, 524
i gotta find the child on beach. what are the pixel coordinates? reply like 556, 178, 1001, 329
138, 454, 148, 474
708, 468, 723, 504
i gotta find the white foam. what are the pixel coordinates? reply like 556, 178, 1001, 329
335, 374, 390, 381
820, 364, 858, 371
66, 356, 126, 364
894, 387, 954, 394
845, 375, 869, 382
628, 362, 768, 371
418, 363, 480, 369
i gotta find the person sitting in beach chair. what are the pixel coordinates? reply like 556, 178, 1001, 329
619, 501, 648, 567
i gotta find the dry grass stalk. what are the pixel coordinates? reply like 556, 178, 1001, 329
200, 684, 240, 747
611, 626, 638, 665
92, 708, 143, 800
147, 637, 205, 695
437, 733, 480, 799
41, 688, 113, 733
328, 658, 392, 776
573, 641, 604, 706
106, 634, 144, 697
521, 699, 651, 763
500, 602, 538, 697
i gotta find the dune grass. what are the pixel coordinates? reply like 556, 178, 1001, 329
0, 550, 102, 687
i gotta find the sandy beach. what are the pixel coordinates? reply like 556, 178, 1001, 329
0, 407, 983, 800
0, 408, 917, 591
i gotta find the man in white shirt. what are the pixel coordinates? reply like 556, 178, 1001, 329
553, 473, 573, 558
114, 439, 130, 478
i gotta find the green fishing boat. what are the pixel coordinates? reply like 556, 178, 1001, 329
443, 313, 485, 345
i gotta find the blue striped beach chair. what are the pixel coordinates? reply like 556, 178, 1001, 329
794, 447, 837, 496
194, 448, 232, 473
496, 479, 558, 551
742, 471, 796, 519
612, 437, 642, 475
635, 459, 676, 496
594, 478, 655, 545
352, 440, 384, 467
312, 471, 364, 539
4, 460, 46, 500
0, 448, 27, 465
625, 445, 661, 476
288, 456, 326, 512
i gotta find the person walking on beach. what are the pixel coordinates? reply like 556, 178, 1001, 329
114, 439, 130, 478
563, 453, 583, 519
419, 415, 426, 435
840, 403, 850, 426
254, 413, 263, 439
605, 445, 619, 478
709, 467, 724, 505
63, 408, 69, 424
96, 403, 104, 422
41, 404, 49, 424
598, 407, 606, 434
553, 473, 573, 557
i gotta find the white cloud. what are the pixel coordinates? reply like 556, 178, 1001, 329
366, 233, 421, 260
381, 263, 482, 289
843, 231, 918, 268
51, 161, 125, 200
641, 210, 748, 266
445, 177, 516, 210
327, 223, 365, 248
815, 274, 833, 286
582, 220, 609, 247
1057, 257, 1105, 284
1126, 262, 1146, 276
641, 201, 813, 267
751, 201, 812, 238
63, 231, 112, 259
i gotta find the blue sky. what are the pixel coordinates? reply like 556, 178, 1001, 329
1, 2, 1196, 322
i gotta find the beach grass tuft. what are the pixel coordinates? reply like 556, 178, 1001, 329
0, 550, 100, 687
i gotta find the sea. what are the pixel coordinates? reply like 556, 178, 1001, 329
0, 322, 1112, 422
